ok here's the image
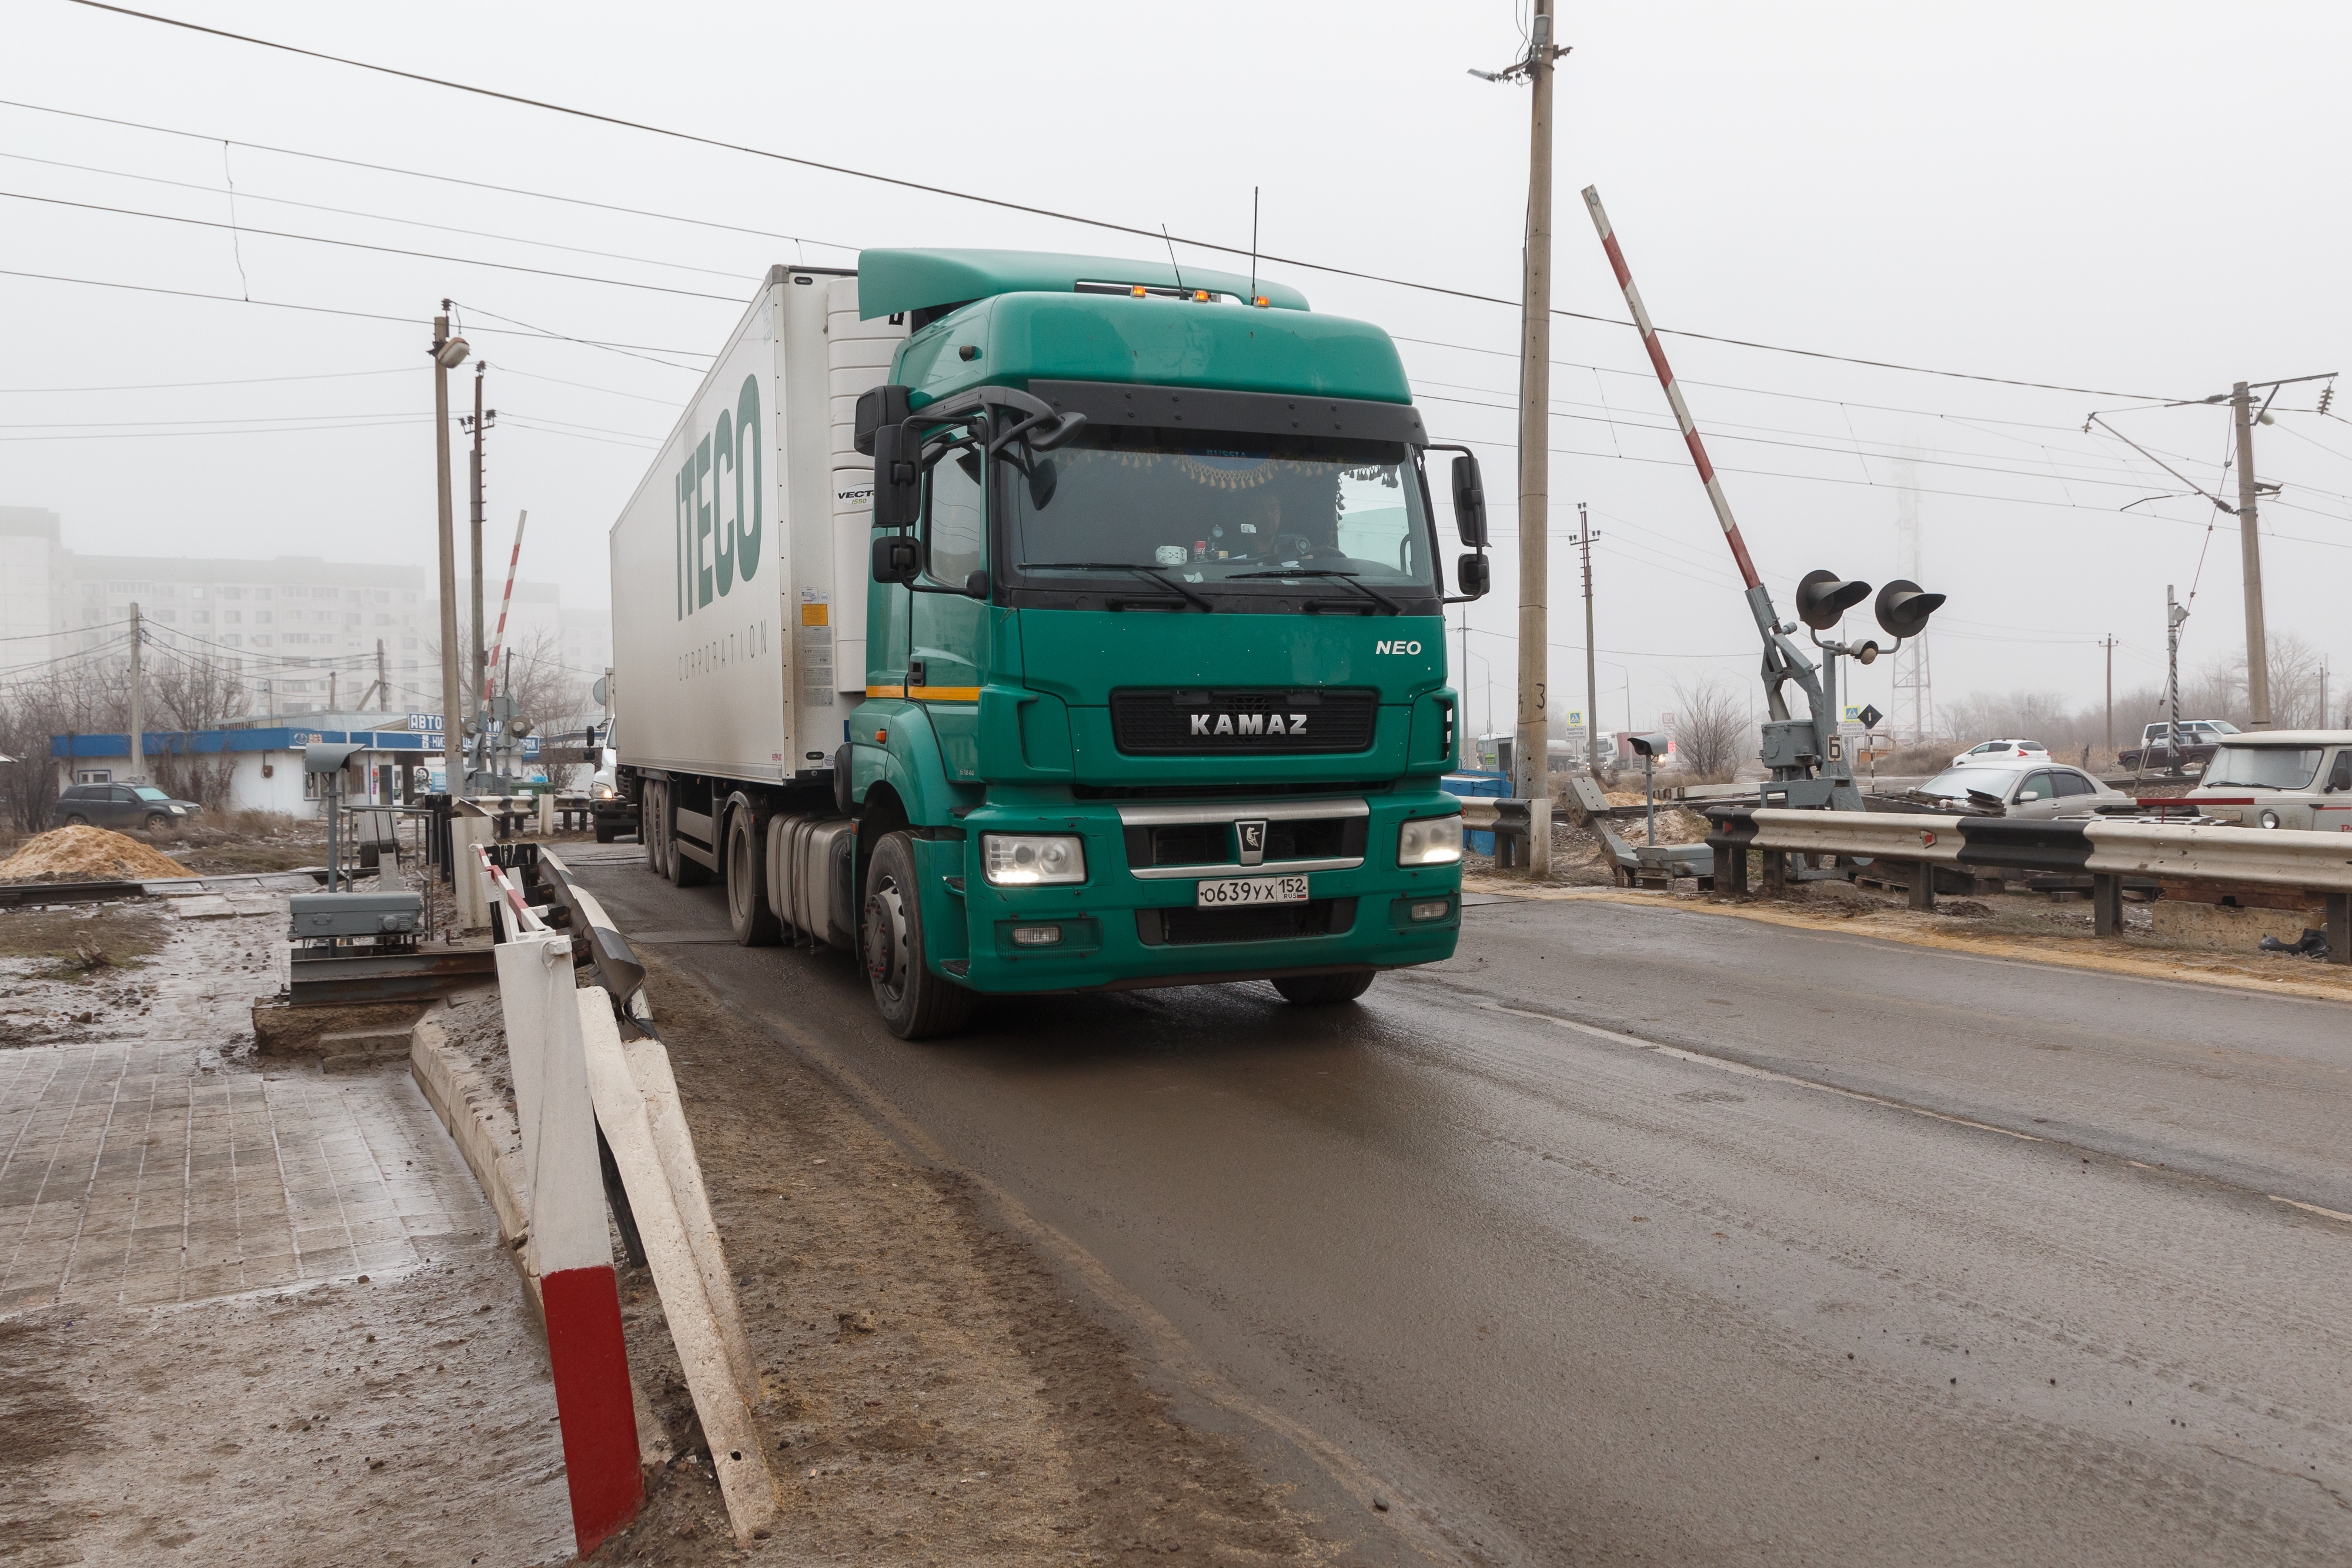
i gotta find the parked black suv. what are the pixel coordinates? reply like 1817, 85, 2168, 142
54, 783, 199, 833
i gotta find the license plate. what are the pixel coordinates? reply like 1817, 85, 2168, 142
1195, 875, 1310, 908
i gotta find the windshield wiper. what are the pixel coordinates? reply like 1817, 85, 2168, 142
1016, 561, 1212, 612
1226, 568, 1401, 614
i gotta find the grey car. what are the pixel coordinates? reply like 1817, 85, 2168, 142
54, 782, 199, 833
1912, 763, 2133, 820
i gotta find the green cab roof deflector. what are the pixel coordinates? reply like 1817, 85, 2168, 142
857, 248, 1310, 320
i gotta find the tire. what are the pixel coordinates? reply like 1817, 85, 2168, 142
594, 818, 617, 844
63, 814, 89, 827
1272, 970, 1377, 1005
724, 808, 781, 947
145, 813, 171, 832
642, 783, 666, 875
860, 830, 973, 1039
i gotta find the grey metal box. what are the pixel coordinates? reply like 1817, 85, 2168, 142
1758, 720, 1820, 770
289, 891, 425, 938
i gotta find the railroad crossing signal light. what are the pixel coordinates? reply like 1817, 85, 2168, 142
1795, 569, 1872, 630
1874, 579, 1946, 640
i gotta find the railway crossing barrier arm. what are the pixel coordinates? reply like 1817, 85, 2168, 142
1702, 807, 2352, 960
536, 846, 654, 1036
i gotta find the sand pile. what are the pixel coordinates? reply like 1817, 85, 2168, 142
0, 825, 192, 883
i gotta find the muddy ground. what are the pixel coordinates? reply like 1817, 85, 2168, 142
1, 887, 576, 1567
582, 948, 1359, 1567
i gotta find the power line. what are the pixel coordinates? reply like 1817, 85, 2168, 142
0, 366, 411, 394
0, 149, 770, 285
0, 96, 863, 255
0, 266, 717, 357
0, 416, 431, 442
1434, 432, 2351, 550
61, 1, 2184, 401
0, 189, 747, 304
0, 409, 427, 428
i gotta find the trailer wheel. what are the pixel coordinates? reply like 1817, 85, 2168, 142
642, 783, 666, 875
860, 831, 973, 1039
724, 807, 781, 946
1271, 970, 1377, 1005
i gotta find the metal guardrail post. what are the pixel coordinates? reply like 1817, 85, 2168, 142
2093, 874, 2123, 937
1909, 861, 1936, 911
2328, 892, 2350, 967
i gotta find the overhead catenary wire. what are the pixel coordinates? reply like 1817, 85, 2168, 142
0, 149, 773, 285
54, 3, 2186, 402
0, 189, 750, 305
0, 266, 717, 357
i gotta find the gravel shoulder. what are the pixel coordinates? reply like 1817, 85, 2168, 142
592, 948, 1363, 1566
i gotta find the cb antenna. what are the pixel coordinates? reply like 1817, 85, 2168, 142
1161, 224, 1185, 296
1250, 186, 1259, 303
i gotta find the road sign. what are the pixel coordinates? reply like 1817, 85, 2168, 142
406, 713, 443, 734
1857, 704, 1884, 729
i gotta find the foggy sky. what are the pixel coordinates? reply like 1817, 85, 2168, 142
6, 1, 2347, 737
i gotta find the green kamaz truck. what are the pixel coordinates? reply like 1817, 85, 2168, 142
610, 249, 1489, 1037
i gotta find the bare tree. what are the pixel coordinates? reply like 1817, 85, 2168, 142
1668, 676, 1750, 782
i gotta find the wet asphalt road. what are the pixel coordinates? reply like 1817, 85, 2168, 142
571, 851, 2352, 1566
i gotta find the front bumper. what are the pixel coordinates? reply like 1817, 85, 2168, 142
930, 788, 1464, 994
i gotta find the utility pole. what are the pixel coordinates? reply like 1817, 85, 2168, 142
1474, 0, 1561, 872
2233, 382, 2271, 729
466, 360, 493, 785
375, 638, 389, 711
1572, 504, 1600, 771
2101, 634, 2116, 751
432, 309, 469, 801
126, 600, 144, 783
328, 670, 338, 712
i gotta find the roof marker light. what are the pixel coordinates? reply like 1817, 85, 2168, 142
1131, 285, 1149, 297
1252, 295, 1271, 309
1192, 289, 1211, 303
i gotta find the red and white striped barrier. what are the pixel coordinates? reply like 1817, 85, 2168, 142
484, 849, 642, 1554
1581, 185, 1765, 593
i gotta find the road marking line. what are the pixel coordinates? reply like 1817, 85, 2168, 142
1477, 1001, 2042, 1141
2267, 1196, 2352, 1224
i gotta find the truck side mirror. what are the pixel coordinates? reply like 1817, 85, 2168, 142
873, 424, 920, 530
1450, 454, 1488, 548
1455, 553, 1490, 599
871, 534, 920, 586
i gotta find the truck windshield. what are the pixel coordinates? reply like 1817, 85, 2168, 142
2201, 745, 2321, 789
1002, 427, 1434, 597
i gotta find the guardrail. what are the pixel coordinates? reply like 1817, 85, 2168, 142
475, 845, 779, 1547
1705, 807, 2352, 962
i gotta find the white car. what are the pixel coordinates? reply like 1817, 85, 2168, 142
1951, 738, 2049, 768
1914, 763, 2133, 820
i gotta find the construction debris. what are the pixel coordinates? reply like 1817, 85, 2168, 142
0, 825, 192, 883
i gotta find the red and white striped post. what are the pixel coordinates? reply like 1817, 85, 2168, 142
483, 509, 530, 706
486, 850, 642, 1554
1579, 187, 1770, 607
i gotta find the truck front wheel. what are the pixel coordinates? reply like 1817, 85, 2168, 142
860, 831, 973, 1039
1272, 970, 1377, 1005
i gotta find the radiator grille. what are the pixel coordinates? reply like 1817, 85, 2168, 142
1110, 688, 1377, 755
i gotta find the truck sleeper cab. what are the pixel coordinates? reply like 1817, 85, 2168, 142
612, 249, 1488, 1038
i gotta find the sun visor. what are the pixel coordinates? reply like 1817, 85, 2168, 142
856, 248, 1309, 320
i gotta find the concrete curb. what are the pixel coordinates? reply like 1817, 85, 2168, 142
407, 1000, 673, 1472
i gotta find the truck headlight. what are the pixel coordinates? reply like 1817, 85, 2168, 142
981, 833, 1087, 886
594, 784, 615, 800
1398, 814, 1464, 866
